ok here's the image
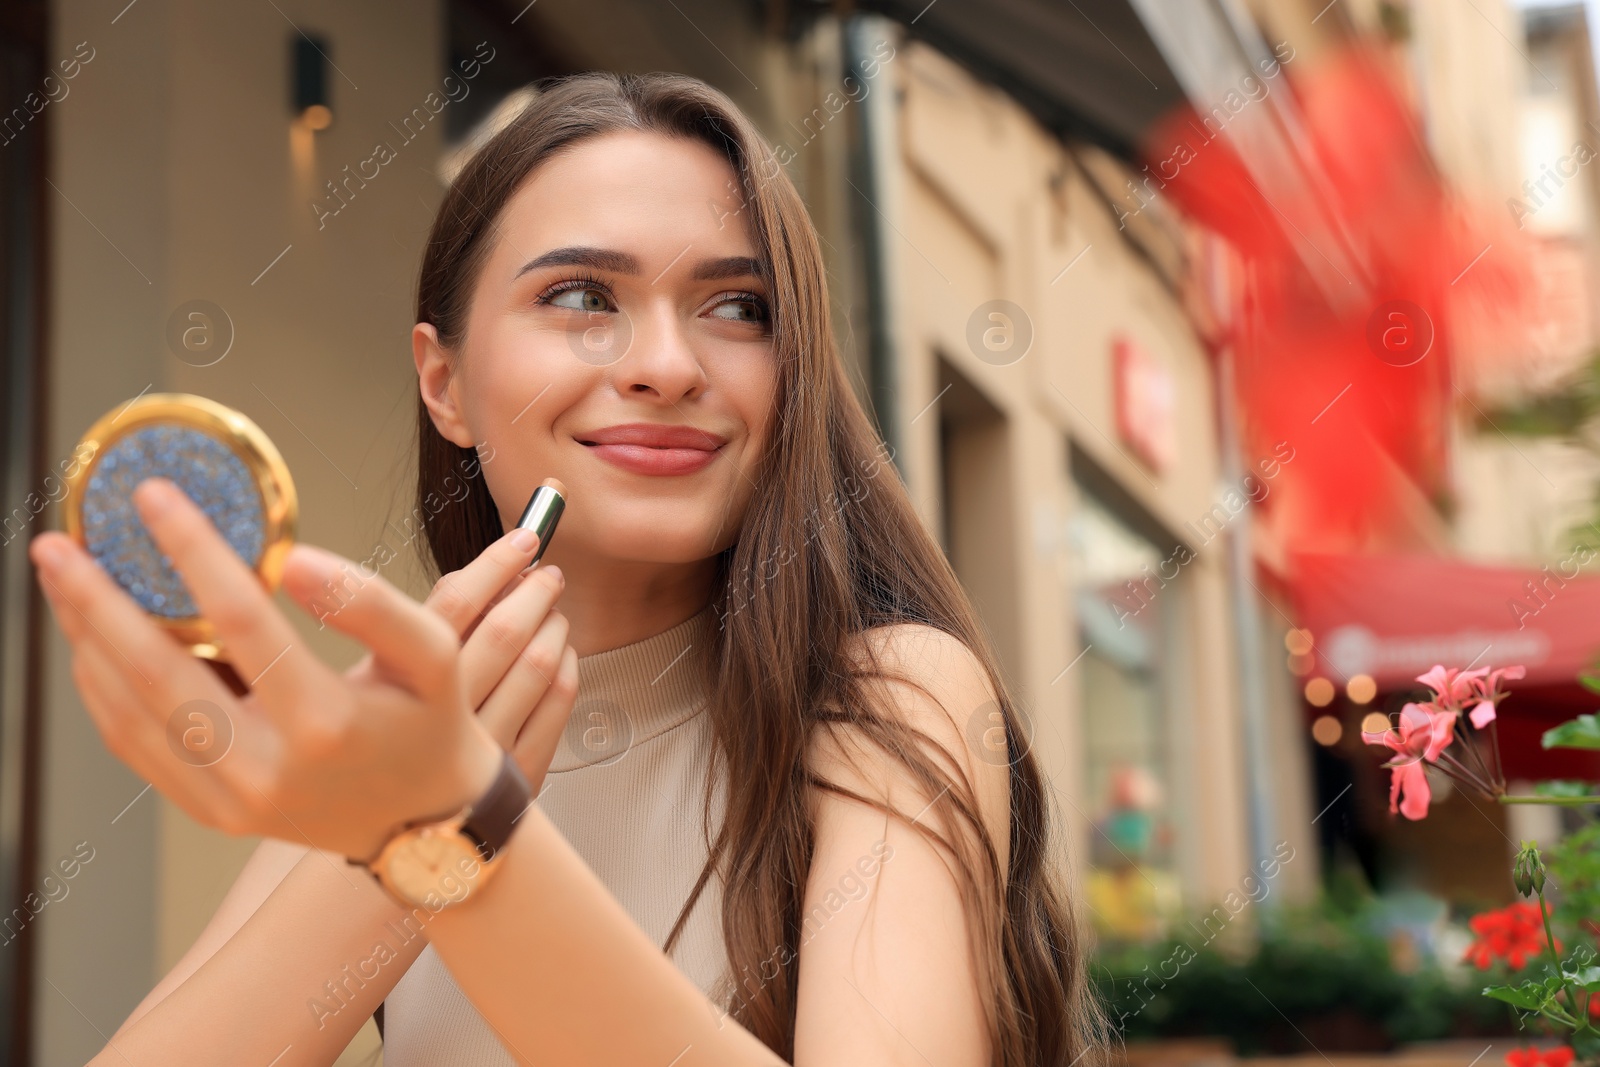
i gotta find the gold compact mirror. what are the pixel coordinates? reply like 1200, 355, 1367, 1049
61, 393, 297, 662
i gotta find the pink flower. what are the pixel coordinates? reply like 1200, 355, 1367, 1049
1416, 664, 1489, 710
1387, 761, 1431, 820
1465, 665, 1525, 728
1362, 701, 1456, 819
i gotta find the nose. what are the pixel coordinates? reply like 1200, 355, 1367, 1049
614, 299, 709, 404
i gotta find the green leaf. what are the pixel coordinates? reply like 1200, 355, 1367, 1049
1543, 714, 1600, 750
1567, 965, 1600, 991
1484, 983, 1553, 1010
1535, 780, 1597, 797
1581, 670, 1600, 696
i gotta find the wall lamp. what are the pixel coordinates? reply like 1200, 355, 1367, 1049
292, 34, 333, 131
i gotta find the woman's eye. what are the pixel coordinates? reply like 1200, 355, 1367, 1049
708, 296, 768, 323
547, 287, 612, 313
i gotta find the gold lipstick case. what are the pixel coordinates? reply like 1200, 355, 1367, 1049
514, 477, 566, 565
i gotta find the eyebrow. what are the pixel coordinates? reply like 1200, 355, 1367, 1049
514, 246, 769, 283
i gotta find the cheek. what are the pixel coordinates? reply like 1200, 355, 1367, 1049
716, 354, 779, 537
457, 330, 597, 520
466, 318, 587, 424
729, 354, 781, 457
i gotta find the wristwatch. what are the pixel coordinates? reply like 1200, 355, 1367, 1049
349, 748, 532, 909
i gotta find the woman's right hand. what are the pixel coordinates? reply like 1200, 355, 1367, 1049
347, 526, 578, 795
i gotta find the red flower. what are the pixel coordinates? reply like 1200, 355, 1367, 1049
1465, 902, 1559, 969
1505, 1049, 1575, 1067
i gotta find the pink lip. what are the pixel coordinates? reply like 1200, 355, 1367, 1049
577, 422, 726, 477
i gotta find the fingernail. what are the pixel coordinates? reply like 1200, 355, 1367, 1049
135, 478, 178, 518
509, 527, 539, 554
31, 536, 66, 572
298, 544, 342, 583
543, 564, 563, 587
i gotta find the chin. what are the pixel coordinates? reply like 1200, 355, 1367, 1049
573, 500, 738, 565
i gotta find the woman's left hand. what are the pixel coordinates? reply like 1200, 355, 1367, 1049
28, 476, 504, 863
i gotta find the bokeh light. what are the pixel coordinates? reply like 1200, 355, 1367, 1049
1305, 677, 1335, 707
1311, 715, 1343, 746
1346, 674, 1377, 704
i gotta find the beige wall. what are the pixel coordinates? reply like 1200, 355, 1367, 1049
1407, 0, 1525, 204
43, 0, 450, 1060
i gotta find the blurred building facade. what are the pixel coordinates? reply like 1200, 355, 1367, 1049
1453, 0, 1600, 567
0, 0, 1348, 1062
1214, 0, 1600, 907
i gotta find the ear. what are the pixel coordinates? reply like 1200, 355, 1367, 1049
413, 322, 475, 449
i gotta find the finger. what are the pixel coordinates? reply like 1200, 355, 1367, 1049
71, 639, 251, 829
461, 568, 532, 645
34, 534, 110, 649
460, 566, 565, 710
37, 530, 269, 836
425, 527, 543, 639
511, 644, 579, 789
130, 479, 333, 708
476, 608, 569, 746
280, 541, 460, 705
46, 552, 242, 781
35, 560, 84, 642
71, 640, 145, 756
31, 530, 235, 720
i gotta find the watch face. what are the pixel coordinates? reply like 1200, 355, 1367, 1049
382, 825, 487, 907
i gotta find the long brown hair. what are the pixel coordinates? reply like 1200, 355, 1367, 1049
412, 70, 1105, 1065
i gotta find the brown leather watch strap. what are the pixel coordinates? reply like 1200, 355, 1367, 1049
458, 749, 533, 863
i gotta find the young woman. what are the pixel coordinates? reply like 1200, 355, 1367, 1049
29, 72, 1103, 1065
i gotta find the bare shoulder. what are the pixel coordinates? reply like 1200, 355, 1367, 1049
841, 619, 982, 671
836, 620, 1002, 751
808, 622, 1011, 867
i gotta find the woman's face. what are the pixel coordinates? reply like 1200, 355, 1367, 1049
415, 130, 779, 572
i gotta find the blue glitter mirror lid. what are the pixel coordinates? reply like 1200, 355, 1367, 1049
63, 393, 298, 661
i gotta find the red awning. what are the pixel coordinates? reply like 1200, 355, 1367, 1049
1290, 552, 1600, 689
1289, 552, 1600, 780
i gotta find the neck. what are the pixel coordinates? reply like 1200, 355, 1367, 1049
539, 541, 718, 657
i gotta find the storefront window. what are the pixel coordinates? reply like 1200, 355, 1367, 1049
1066, 484, 1184, 941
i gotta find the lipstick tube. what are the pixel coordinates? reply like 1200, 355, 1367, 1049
515, 477, 566, 566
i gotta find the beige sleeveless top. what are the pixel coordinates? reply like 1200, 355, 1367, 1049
381, 605, 728, 1065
